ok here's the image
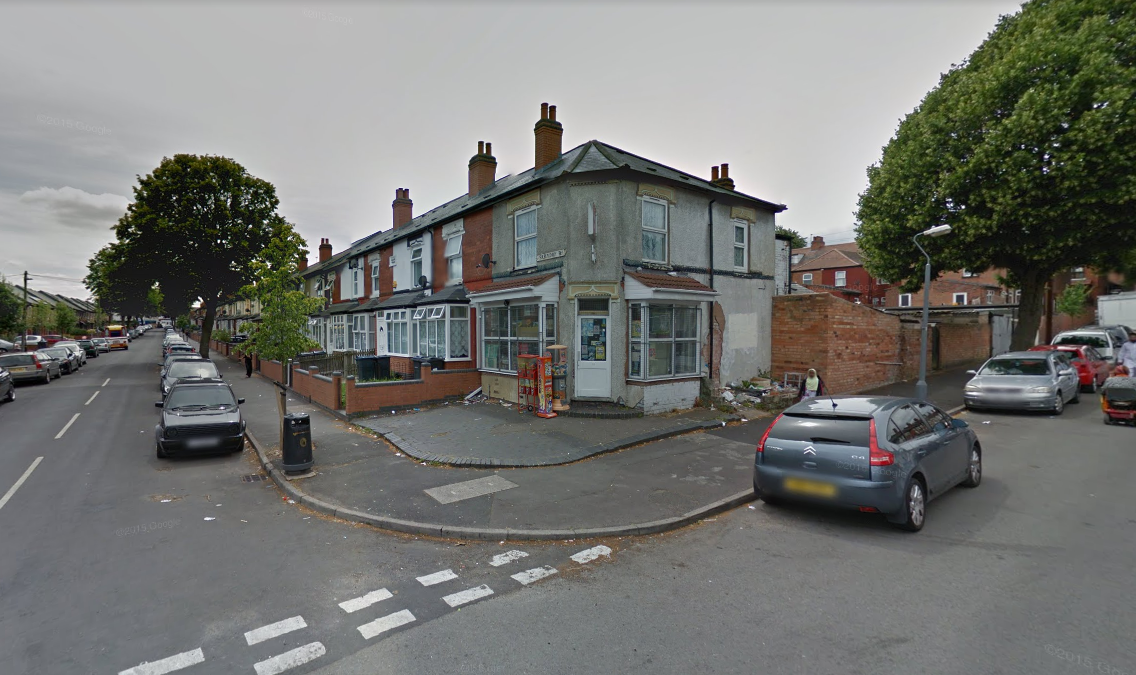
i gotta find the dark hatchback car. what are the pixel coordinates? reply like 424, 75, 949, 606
77, 340, 99, 358
160, 359, 222, 398
154, 380, 245, 459
753, 396, 982, 532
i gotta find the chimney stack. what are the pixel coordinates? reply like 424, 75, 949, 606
392, 188, 413, 229
468, 141, 498, 196
711, 164, 735, 191
534, 102, 563, 170
319, 238, 332, 262
298, 257, 308, 271
811, 235, 825, 250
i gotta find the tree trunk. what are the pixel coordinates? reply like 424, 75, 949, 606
199, 301, 216, 359
1011, 271, 1048, 351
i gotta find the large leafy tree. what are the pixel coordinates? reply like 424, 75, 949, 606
53, 302, 77, 337
856, 0, 1136, 349
106, 154, 285, 358
0, 277, 22, 337
238, 223, 323, 362
85, 242, 152, 321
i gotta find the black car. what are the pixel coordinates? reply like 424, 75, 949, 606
0, 366, 14, 403
40, 347, 79, 374
154, 380, 245, 459
160, 359, 222, 398
77, 340, 99, 358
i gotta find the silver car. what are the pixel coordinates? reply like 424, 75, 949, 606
963, 351, 1081, 414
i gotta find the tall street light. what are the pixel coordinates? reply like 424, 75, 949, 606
913, 224, 952, 401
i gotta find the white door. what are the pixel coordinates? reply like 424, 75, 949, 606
575, 315, 611, 398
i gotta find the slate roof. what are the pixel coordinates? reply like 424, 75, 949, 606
793, 248, 864, 272
466, 273, 556, 296
625, 270, 715, 293
362, 284, 469, 311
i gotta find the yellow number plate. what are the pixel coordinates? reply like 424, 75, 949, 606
783, 477, 838, 498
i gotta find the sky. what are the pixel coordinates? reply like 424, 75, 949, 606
0, 0, 1025, 298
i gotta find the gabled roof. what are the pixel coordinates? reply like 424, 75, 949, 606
625, 270, 715, 293
793, 248, 863, 272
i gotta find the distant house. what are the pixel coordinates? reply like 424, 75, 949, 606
884, 268, 1015, 309
11, 284, 98, 329
790, 237, 890, 306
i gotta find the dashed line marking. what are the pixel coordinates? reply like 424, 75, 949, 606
442, 585, 494, 608
357, 609, 416, 640
511, 566, 558, 585
102, 378, 111, 387
84, 391, 100, 406
55, 413, 80, 439
339, 588, 393, 614
118, 648, 204, 675
571, 545, 612, 564
0, 457, 43, 512
489, 550, 529, 567
253, 641, 325, 675
244, 615, 307, 646
417, 569, 458, 586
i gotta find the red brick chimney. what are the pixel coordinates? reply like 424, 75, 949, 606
298, 257, 308, 271
468, 141, 497, 196
319, 238, 332, 262
392, 188, 413, 229
534, 102, 563, 170
711, 164, 735, 191
811, 235, 825, 250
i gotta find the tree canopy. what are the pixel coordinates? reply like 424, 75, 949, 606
238, 223, 323, 362
0, 278, 22, 337
53, 302, 77, 336
776, 226, 807, 249
856, 0, 1136, 349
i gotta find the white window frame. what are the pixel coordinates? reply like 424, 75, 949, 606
641, 197, 668, 264
351, 266, 362, 299
371, 261, 381, 293
330, 315, 349, 352
835, 270, 847, 287
953, 292, 968, 305
514, 206, 538, 269
628, 302, 701, 381
986, 290, 994, 304
962, 269, 976, 278
898, 293, 912, 307
732, 220, 748, 271
384, 310, 410, 356
1071, 266, 1085, 281
412, 307, 426, 321
351, 314, 373, 353
404, 304, 471, 360
479, 302, 557, 373
445, 233, 463, 284
801, 273, 813, 284
410, 247, 424, 287
877, 278, 888, 285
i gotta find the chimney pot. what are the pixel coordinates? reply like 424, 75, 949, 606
534, 102, 564, 169
549, 105, 556, 121
393, 188, 413, 229
478, 141, 484, 155
721, 163, 729, 178
711, 166, 719, 181
469, 139, 498, 196
318, 238, 333, 262
811, 236, 825, 250
541, 102, 549, 119
485, 142, 492, 156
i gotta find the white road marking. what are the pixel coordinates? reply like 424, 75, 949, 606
252, 642, 325, 675
511, 566, 558, 585
417, 569, 458, 586
490, 550, 529, 567
102, 378, 111, 387
339, 588, 393, 613
84, 391, 100, 405
571, 545, 612, 564
244, 615, 307, 646
0, 457, 43, 512
424, 475, 519, 504
54, 413, 80, 439
118, 648, 205, 675
357, 609, 416, 640
442, 585, 494, 608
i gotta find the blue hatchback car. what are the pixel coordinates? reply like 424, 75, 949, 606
753, 396, 981, 532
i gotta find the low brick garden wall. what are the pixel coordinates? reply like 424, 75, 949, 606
346, 366, 480, 416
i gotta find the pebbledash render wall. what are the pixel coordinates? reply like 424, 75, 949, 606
772, 294, 991, 394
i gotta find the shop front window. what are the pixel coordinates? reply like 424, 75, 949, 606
480, 303, 556, 373
629, 302, 700, 379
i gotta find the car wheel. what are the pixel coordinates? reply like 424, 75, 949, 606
1052, 395, 1064, 415
1103, 414, 1114, 425
43, 371, 51, 384
961, 444, 982, 488
893, 476, 926, 532
1085, 379, 1097, 394
5, 385, 14, 402
156, 442, 167, 459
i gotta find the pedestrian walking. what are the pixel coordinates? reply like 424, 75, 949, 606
798, 368, 825, 401
1117, 331, 1136, 376
244, 353, 253, 378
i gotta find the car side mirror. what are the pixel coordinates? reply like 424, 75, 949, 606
1059, 369, 1074, 376
154, 401, 164, 408
237, 398, 245, 404
951, 418, 968, 429
966, 370, 977, 376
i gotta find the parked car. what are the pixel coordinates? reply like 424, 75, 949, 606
1051, 328, 1123, 363
161, 353, 207, 376
15, 335, 49, 350
0, 339, 14, 353
77, 339, 99, 358
753, 396, 980, 532
165, 344, 195, 358
0, 366, 14, 402
42, 334, 66, 347
54, 342, 87, 366
1027, 344, 1110, 393
40, 347, 79, 374
963, 351, 1081, 414
1080, 324, 1131, 350
0, 351, 58, 384
161, 360, 222, 398
91, 338, 110, 353
154, 379, 246, 458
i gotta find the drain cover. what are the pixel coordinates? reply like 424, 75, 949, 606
241, 474, 268, 483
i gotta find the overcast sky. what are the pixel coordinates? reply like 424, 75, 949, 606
0, 0, 1024, 298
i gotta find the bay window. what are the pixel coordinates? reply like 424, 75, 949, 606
384, 310, 409, 356
330, 315, 348, 352
481, 303, 557, 373
389, 305, 471, 360
628, 302, 700, 379
351, 314, 373, 353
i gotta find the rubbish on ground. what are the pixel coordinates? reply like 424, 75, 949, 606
203, 517, 216, 521
160, 499, 172, 503
241, 519, 248, 523
748, 505, 756, 510
465, 387, 483, 401
982, 421, 991, 424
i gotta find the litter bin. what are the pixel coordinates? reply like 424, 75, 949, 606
427, 357, 445, 372
281, 412, 313, 472
356, 355, 378, 381
376, 356, 391, 380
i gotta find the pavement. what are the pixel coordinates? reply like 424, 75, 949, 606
195, 341, 977, 541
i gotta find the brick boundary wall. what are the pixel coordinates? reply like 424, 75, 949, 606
260, 359, 285, 384
346, 367, 481, 415
292, 365, 341, 411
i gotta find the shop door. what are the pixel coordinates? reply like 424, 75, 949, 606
575, 312, 611, 399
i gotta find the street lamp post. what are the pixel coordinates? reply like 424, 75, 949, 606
913, 224, 952, 401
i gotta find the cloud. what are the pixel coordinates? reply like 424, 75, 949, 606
19, 186, 129, 230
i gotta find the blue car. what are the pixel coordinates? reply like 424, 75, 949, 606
753, 396, 981, 532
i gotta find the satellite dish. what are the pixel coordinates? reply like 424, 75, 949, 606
419, 275, 428, 288
481, 253, 492, 267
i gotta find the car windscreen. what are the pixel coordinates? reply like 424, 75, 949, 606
980, 358, 1051, 376
1054, 334, 1108, 349
42, 349, 69, 358
770, 414, 871, 446
165, 386, 237, 409
0, 354, 35, 366
168, 362, 219, 379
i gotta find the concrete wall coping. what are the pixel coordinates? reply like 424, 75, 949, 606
314, 373, 336, 384
354, 377, 424, 388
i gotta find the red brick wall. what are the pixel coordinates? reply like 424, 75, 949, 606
260, 359, 284, 384
346, 367, 481, 414
939, 321, 991, 368
886, 279, 1006, 308
292, 366, 341, 411
379, 247, 394, 301
792, 266, 889, 305
461, 208, 493, 292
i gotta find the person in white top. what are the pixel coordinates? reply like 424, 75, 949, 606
1117, 332, 1136, 377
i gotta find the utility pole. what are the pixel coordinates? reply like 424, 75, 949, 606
22, 271, 29, 351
